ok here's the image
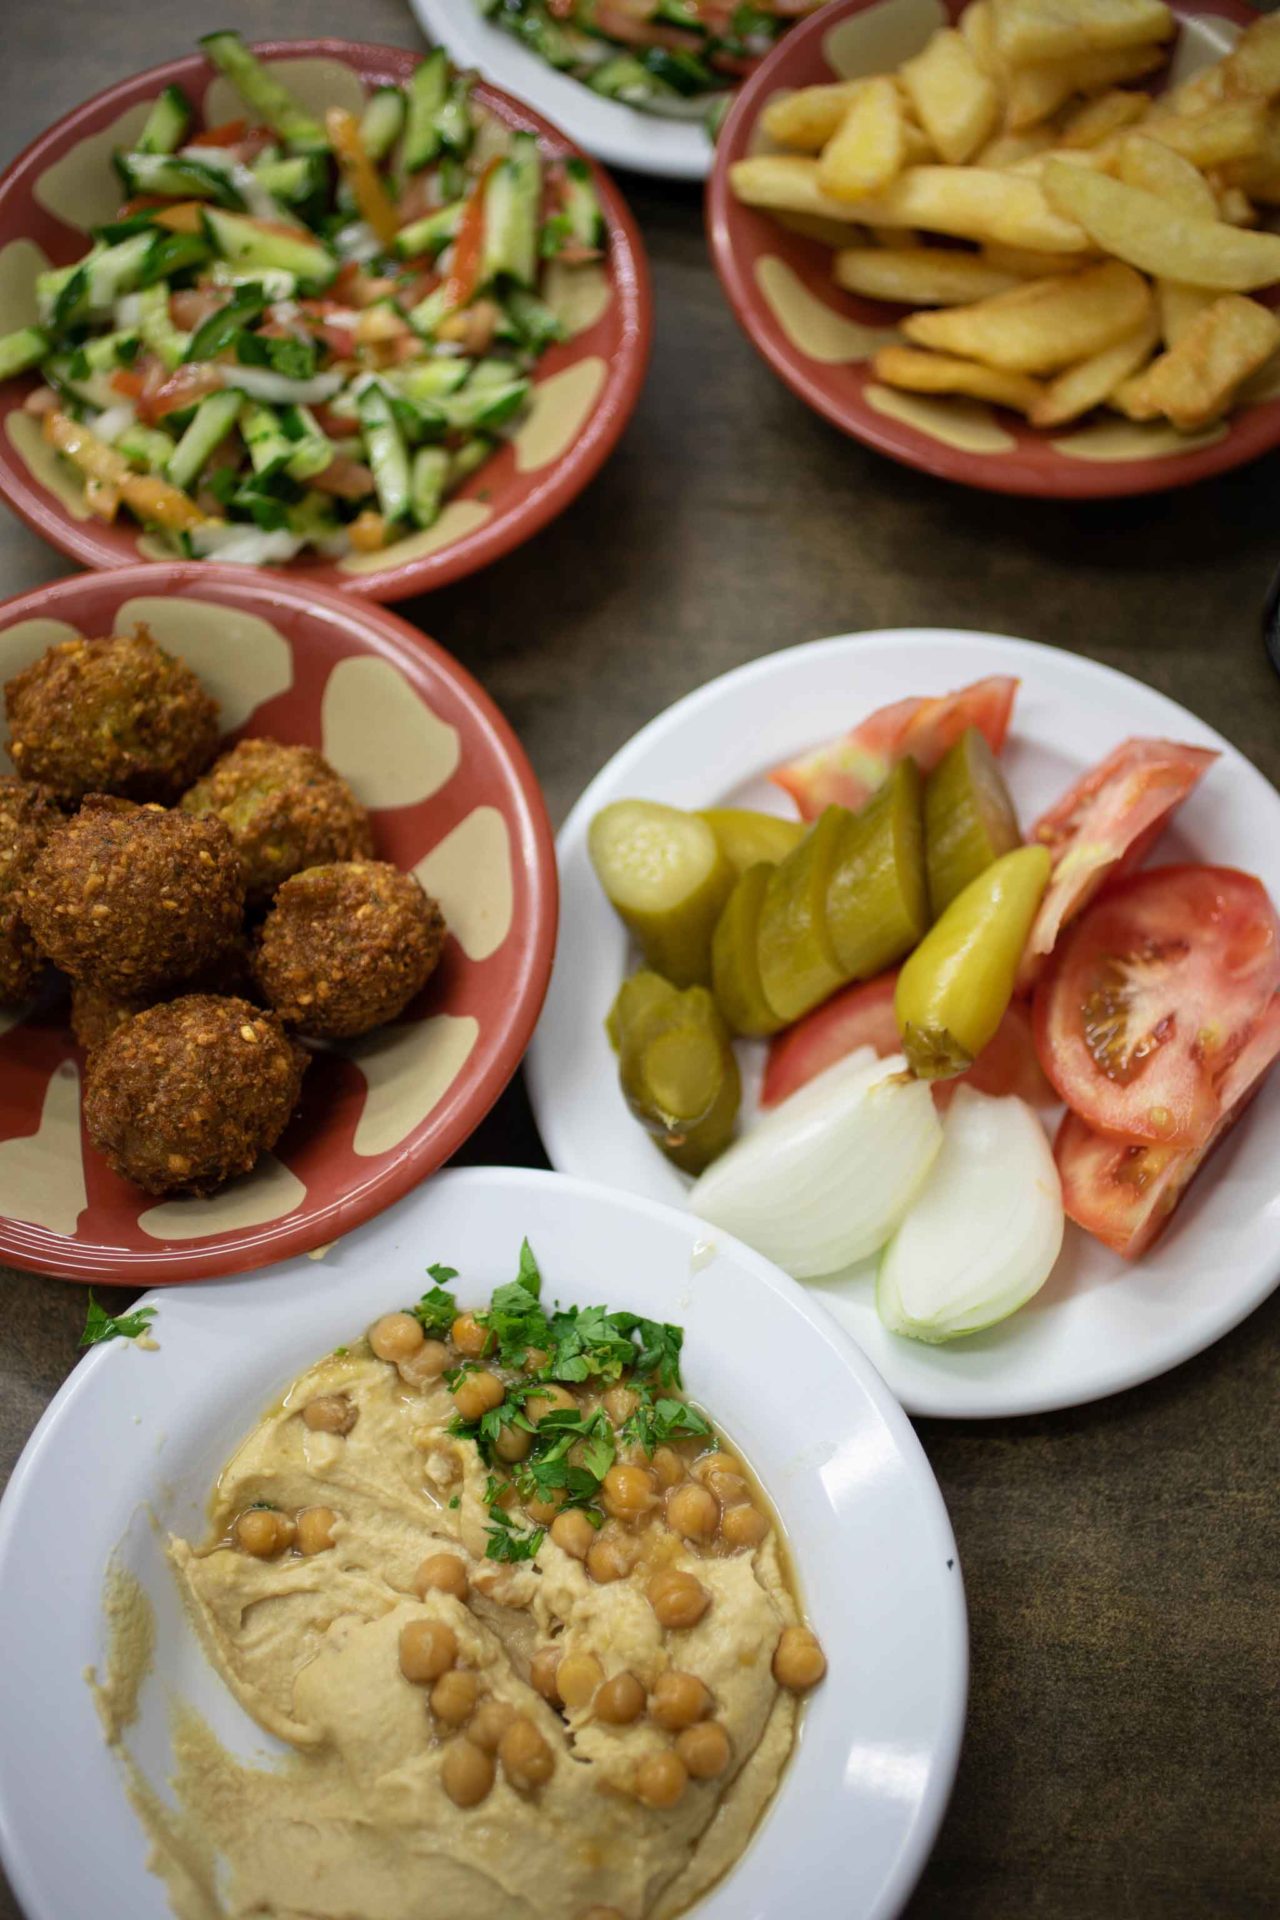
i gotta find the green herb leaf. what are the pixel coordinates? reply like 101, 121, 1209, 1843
485, 1518, 544, 1563
80, 1292, 157, 1348
413, 1283, 458, 1339
427, 1262, 459, 1286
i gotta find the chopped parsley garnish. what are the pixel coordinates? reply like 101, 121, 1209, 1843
622, 1390, 715, 1456
485, 1504, 544, 1563
80, 1292, 157, 1347
413, 1271, 459, 1340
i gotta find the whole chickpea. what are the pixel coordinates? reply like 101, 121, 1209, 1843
550, 1508, 596, 1561
595, 1671, 646, 1726
649, 1670, 711, 1731
442, 1738, 495, 1808
772, 1625, 827, 1692
302, 1393, 357, 1435
676, 1721, 731, 1780
602, 1463, 658, 1523
398, 1340, 450, 1388
413, 1552, 469, 1600
651, 1447, 685, 1490
499, 1715, 555, 1791
531, 1647, 562, 1704
450, 1370, 505, 1424
587, 1530, 640, 1586
235, 1509, 295, 1558
369, 1313, 423, 1364
635, 1750, 687, 1809
601, 1385, 639, 1425
524, 1383, 579, 1427
720, 1503, 770, 1551
665, 1482, 718, 1542
493, 1422, 532, 1464
399, 1619, 458, 1685
523, 1346, 551, 1373
525, 1488, 568, 1525
431, 1668, 480, 1728
557, 1652, 604, 1710
469, 1698, 517, 1753
295, 1506, 337, 1556
647, 1568, 710, 1631
692, 1454, 749, 1506
451, 1312, 494, 1359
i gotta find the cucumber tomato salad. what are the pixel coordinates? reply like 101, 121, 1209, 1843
588, 683, 1280, 1346
0, 32, 608, 565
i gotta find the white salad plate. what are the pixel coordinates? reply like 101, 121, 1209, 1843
411, 0, 713, 179
0, 1165, 966, 1920
526, 630, 1280, 1420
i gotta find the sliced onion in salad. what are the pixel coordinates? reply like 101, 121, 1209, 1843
188, 524, 307, 566
221, 365, 346, 406
877, 1087, 1064, 1345
688, 1048, 942, 1280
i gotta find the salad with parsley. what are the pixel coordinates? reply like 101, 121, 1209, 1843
0, 31, 608, 566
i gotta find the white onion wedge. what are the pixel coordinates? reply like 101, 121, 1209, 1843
877, 1086, 1064, 1344
688, 1048, 942, 1280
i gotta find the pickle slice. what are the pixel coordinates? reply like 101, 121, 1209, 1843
925, 727, 1021, 916
712, 863, 786, 1037
699, 808, 806, 877
589, 800, 734, 988
825, 759, 929, 980
757, 806, 848, 1023
607, 971, 741, 1175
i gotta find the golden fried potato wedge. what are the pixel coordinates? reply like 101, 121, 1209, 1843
1221, 17, 1280, 105
981, 242, 1100, 276
834, 245, 1020, 306
1216, 184, 1258, 227
1156, 280, 1217, 348
729, 155, 864, 222
900, 29, 1001, 165
1220, 110, 1280, 206
1028, 314, 1160, 425
1042, 157, 1280, 288
1003, 41, 1169, 132
872, 343, 1045, 413
1143, 100, 1267, 169
978, 126, 1059, 168
1119, 294, 1280, 428
1167, 66, 1227, 119
761, 82, 869, 153
991, 0, 1174, 69
959, 0, 1001, 79
818, 77, 907, 204
1117, 134, 1217, 218
901, 260, 1151, 372
844, 165, 1091, 250
1061, 90, 1149, 149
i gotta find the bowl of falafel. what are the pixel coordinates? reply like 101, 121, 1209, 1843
0, 562, 556, 1282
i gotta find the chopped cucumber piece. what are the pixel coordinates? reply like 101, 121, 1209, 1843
84, 233, 155, 313
410, 445, 449, 528
136, 283, 190, 370
114, 151, 245, 208
395, 198, 465, 261
357, 382, 411, 522
199, 32, 327, 152
137, 85, 193, 157
117, 422, 176, 472
398, 357, 472, 402
403, 48, 449, 172
407, 285, 452, 338
209, 261, 297, 301
139, 231, 209, 286
503, 285, 563, 351
440, 377, 529, 432
0, 326, 49, 381
359, 85, 405, 163
183, 280, 267, 361
251, 153, 326, 206
203, 209, 336, 291
480, 131, 541, 289
436, 75, 475, 157
80, 329, 140, 372
279, 403, 334, 481
239, 400, 294, 476
549, 156, 605, 254
589, 56, 659, 105
167, 386, 242, 490
639, 45, 718, 95
448, 434, 494, 489
45, 354, 118, 409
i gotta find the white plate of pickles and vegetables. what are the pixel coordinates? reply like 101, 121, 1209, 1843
527, 629, 1280, 1419
0, 1166, 965, 1920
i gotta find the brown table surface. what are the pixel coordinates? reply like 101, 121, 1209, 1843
2, 4, 1279, 1916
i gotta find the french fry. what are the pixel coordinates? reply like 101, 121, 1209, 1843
729, 154, 863, 222
981, 242, 1098, 276
1168, 65, 1227, 118
1118, 133, 1217, 219
1143, 100, 1267, 169
1008, 145, 1120, 179
818, 77, 907, 203
1061, 90, 1149, 149
901, 260, 1151, 372
1028, 314, 1159, 425
1041, 157, 1280, 289
1109, 371, 1163, 418
1156, 280, 1216, 348
990, 0, 1174, 69
761, 82, 869, 152
1004, 42, 1169, 132
834, 245, 1020, 306
899, 29, 1001, 165
1221, 16, 1280, 105
978, 126, 1059, 168
1118, 294, 1280, 428
1216, 183, 1258, 227
1221, 110, 1280, 205
873, 343, 1045, 413
843, 166, 1091, 251
959, 0, 1001, 79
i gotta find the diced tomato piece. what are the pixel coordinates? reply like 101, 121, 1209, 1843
1056, 996, 1280, 1257
1034, 864, 1280, 1151
141, 362, 224, 422
196, 118, 249, 147
445, 160, 500, 313
1018, 738, 1218, 990
169, 288, 225, 331
770, 676, 1019, 820
109, 368, 147, 401
312, 455, 375, 500
762, 968, 1053, 1110
117, 195, 168, 218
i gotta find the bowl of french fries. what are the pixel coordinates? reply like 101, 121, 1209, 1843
708, 0, 1280, 496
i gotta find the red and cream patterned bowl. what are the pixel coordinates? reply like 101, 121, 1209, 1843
0, 563, 557, 1282
707, 0, 1270, 499
0, 39, 651, 599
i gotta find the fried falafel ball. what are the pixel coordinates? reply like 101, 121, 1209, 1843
0, 775, 61, 1003
255, 861, 446, 1039
24, 798, 245, 999
69, 935, 257, 1051
83, 995, 308, 1196
4, 628, 220, 805
181, 739, 374, 906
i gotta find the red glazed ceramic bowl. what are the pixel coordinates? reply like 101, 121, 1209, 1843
708, 0, 1270, 499
0, 39, 651, 599
0, 563, 557, 1281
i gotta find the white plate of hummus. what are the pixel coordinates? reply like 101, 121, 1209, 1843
0, 1165, 964, 1920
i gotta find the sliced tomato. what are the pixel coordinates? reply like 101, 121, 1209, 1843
770, 676, 1018, 820
444, 160, 500, 313
169, 287, 226, 331
196, 117, 249, 147
109, 368, 147, 401
762, 968, 1052, 1109
1018, 738, 1218, 990
139, 362, 224, 422
312, 455, 375, 500
1056, 996, 1280, 1258
1034, 865, 1280, 1150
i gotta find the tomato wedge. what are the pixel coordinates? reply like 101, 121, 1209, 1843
1056, 995, 1280, 1258
1034, 865, 1280, 1150
770, 677, 1018, 820
1019, 738, 1218, 989
762, 968, 1052, 1109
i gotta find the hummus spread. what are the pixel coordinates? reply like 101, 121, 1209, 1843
133, 1253, 827, 1919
